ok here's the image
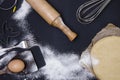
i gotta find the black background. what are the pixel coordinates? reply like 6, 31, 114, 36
0, 0, 120, 80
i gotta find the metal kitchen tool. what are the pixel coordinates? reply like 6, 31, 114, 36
0, 41, 45, 76
0, 0, 17, 10
76, 0, 111, 24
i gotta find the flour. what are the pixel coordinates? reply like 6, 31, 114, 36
80, 50, 93, 69
91, 57, 99, 66
80, 49, 99, 70
6, 0, 96, 80
0, 46, 2, 49
13, 0, 31, 20
31, 45, 95, 80
12, 0, 31, 31
11, 0, 35, 44
12, 44, 95, 80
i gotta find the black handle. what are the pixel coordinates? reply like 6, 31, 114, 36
30, 46, 46, 69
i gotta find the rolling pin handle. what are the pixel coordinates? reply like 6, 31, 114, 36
26, 0, 77, 41
52, 17, 77, 41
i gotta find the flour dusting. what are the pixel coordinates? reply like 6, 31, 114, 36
91, 57, 99, 66
80, 50, 92, 69
36, 45, 95, 80
80, 49, 100, 66
13, 0, 31, 20
0, 46, 2, 49
2, 0, 96, 80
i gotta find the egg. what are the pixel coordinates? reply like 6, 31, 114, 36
8, 59, 25, 73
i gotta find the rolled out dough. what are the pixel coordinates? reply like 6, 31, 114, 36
91, 36, 120, 80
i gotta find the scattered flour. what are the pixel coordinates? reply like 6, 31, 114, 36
80, 50, 93, 69
13, 0, 31, 20
20, 44, 95, 80
80, 49, 99, 73
80, 49, 99, 68
91, 57, 99, 66
0, 46, 2, 49
39, 45, 95, 80
3, 0, 96, 80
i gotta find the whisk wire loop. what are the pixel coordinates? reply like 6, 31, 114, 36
76, 0, 111, 24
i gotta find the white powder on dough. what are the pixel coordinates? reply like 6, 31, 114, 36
13, 0, 31, 20
80, 50, 93, 69
80, 49, 99, 72
91, 56, 99, 66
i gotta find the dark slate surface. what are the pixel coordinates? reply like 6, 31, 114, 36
0, 0, 120, 80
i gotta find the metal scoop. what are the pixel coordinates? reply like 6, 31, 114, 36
76, 0, 111, 24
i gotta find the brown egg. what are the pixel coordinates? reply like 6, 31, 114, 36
8, 59, 25, 73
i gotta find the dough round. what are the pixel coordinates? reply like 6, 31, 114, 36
91, 36, 120, 80
8, 59, 25, 73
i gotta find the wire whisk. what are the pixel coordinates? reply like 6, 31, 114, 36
76, 0, 111, 24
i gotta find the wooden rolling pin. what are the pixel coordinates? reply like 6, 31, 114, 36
26, 0, 77, 41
